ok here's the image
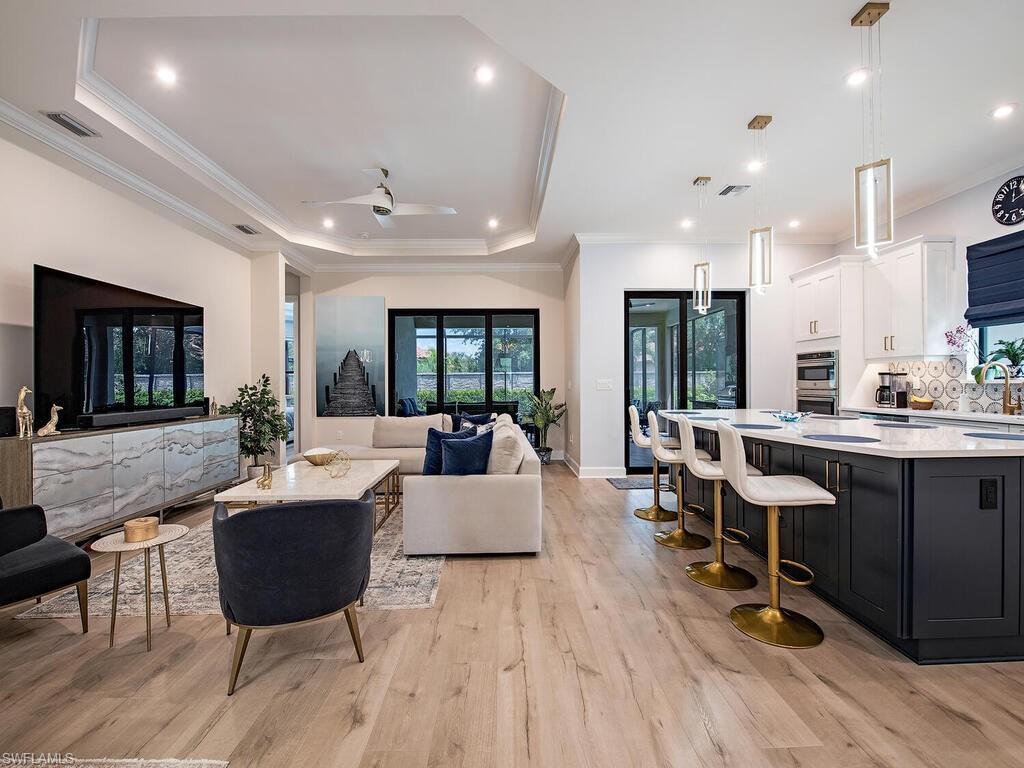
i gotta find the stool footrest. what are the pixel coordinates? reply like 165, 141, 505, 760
684, 503, 705, 516
722, 527, 749, 545
779, 559, 815, 587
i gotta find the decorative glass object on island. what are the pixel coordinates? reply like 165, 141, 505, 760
526, 387, 566, 465
770, 410, 812, 424
222, 374, 291, 479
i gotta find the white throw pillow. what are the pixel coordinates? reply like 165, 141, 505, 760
372, 414, 444, 448
487, 424, 524, 474
495, 413, 514, 427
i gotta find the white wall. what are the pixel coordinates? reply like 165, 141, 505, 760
0, 136, 253, 412
563, 249, 581, 473
301, 269, 565, 452
572, 240, 831, 476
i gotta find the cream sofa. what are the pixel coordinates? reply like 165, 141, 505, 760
403, 425, 542, 555
332, 414, 454, 483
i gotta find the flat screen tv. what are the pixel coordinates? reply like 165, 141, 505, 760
33, 266, 204, 428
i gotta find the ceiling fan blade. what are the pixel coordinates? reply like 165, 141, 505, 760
301, 193, 381, 207
390, 203, 457, 216
362, 167, 389, 181
373, 212, 396, 229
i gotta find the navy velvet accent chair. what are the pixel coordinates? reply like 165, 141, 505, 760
213, 493, 375, 695
0, 503, 90, 633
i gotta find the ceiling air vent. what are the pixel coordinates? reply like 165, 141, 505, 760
40, 111, 100, 138
718, 185, 750, 197
233, 224, 261, 235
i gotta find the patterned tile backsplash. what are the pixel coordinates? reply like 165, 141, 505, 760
888, 357, 1023, 413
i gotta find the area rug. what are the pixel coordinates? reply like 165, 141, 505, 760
607, 477, 676, 491
18, 507, 444, 620
71, 760, 227, 767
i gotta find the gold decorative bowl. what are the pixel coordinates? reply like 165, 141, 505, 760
124, 516, 159, 543
910, 400, 934, 410
303, 448, 339, 466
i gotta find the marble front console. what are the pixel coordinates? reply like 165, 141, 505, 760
0, 416, 239, 541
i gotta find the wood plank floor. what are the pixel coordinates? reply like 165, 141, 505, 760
3, 463, 1024, 767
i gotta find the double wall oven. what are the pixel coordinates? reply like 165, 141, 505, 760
796, 350, 839, 415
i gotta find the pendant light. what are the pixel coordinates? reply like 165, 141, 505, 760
851, 2, 893, 258
747, 115, 773, 295
692, 176, 712, 315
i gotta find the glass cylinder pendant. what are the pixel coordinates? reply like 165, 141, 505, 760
748, 226, 773, 294
693, 262, 711, 314
854, 158, 893, 252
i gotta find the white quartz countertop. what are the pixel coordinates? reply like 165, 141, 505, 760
841, 405, 1024, 426
658, 408, 1024, 458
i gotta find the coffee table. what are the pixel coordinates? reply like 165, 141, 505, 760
213, 459, 401, 531
91, 524, 189, 652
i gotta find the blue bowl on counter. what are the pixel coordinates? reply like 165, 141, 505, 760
769, 410, 813, 424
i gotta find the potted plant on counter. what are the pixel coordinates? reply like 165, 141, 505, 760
972, 337, 1024, 382
526, 387, 566, 465
222, 374, 290, 478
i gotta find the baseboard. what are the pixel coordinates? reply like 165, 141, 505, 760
578, 466, 627, 478
564, 454, 581, 476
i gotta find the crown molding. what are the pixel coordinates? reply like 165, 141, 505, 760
313, 261, 564, 274
573, 232, 837, 247
73, 18, 563, 259
0, 95, 267, 254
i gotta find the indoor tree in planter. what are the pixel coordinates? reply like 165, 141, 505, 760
222, 374, 290, 477
526, 387, 567, 465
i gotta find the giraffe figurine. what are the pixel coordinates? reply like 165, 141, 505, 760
37, 404, 62, 437
15, 386, 33, 439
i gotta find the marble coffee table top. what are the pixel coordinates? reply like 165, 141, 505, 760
213, 459, 399, 504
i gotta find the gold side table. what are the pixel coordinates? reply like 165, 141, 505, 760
91, 524, 189, 652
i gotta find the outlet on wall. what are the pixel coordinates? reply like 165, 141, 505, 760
336, 430, 344, 441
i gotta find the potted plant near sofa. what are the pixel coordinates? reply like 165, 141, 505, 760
526, 387, 566, 465
222, 374, 291, 478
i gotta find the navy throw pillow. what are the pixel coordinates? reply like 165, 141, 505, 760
423, 427, 475, 475
452, 411, 494, 431
441, 429, 494, 476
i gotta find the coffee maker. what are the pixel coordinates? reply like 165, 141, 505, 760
875, 372, 909, 408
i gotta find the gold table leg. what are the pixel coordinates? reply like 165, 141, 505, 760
729, 506, 823, 649
144, 548, 152, 652
634, 457, 676, 522
654, 466, 710, 550
158, 544, 171, 628
109, 552, 122, 648
686, 480, 758, 590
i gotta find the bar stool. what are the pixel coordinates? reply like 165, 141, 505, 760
628, 405, 679, 523
648, 413, 710, 550
673, 414, 761, 591
716, 421, 836, 648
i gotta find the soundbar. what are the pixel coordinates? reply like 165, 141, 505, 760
76, 406, 205, 429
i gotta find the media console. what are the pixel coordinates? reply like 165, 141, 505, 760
0, 415, 239, 542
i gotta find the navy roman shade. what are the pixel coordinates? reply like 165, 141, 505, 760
964, 229, 1024, 328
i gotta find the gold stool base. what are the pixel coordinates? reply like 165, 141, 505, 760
729, 604, 824, 649
654, 528, 710, 550
685, 560, 758, 591
634, 504, 677, 523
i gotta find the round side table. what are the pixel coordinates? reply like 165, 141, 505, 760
92, 524, 189, 651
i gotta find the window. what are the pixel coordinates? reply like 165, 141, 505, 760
979, 324, 1024, 364
390, 309, 540, 420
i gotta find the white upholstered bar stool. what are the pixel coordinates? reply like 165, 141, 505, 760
628, 405, 679, 523
717, 421, 836, 648
674, 414, 761, 591
648, 413, 710, 550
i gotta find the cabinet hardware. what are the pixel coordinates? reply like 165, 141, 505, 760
813, 320, 818, 334
890, 335, 895, 350
809, 321, 813, 334
826, 460, 846, 493
883, 335, 889, 351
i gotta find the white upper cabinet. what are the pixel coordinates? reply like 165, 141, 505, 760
792, 263, 842, 342
861, 236, 955, 359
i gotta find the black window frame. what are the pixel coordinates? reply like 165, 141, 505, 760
387, 308, 541, 417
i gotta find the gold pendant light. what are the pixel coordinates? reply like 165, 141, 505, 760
692, 176, 712, 314
851, 2, 893, 257
747, 115, 773, 294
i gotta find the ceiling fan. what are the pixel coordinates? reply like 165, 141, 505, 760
301, 168, 456, 229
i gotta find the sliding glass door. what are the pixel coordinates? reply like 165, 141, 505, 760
624, 291, 746, 472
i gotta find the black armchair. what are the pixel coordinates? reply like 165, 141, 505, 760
0, 504, 90, 632
213, 493, 375, 695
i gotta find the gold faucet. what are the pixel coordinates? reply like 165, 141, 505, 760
978, 361, 1020, 415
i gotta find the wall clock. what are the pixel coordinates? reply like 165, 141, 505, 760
992, 175, 1024, 226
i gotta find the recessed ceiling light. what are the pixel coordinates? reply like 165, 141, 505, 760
487, 217, 499, 229
991, 103, 1018, 120
155, 65, 177, 86
747, 159, 764, 173
788, 219, 801, 228
680, 218, 694, 229
322, 218, 334, 229
845, 68, 869, 87
475, 65, 495, 84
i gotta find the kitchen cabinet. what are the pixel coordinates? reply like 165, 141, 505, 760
792, 445, 840, 600
862, 236, 956, 359
793, 265, 841, 342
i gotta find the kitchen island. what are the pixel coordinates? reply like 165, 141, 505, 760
659, 408, 1024, 663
